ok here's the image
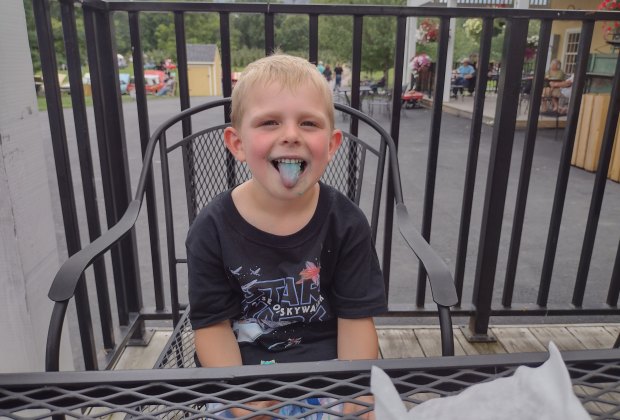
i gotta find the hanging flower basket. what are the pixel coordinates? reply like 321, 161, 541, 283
410, 53, 432, 72
597, 0, 620, 40
416, 19, 439, 44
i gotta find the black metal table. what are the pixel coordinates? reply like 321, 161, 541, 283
1, 349, 620, 419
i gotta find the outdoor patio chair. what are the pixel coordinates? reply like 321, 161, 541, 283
45, 98, 458, 374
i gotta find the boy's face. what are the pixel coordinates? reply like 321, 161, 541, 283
224, 81, 342, 200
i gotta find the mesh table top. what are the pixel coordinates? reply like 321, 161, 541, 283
1, 348, 619, 419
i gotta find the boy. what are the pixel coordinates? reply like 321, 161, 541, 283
186, 54, 387, 417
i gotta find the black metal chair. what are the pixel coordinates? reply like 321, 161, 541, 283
45, 98, 458, 373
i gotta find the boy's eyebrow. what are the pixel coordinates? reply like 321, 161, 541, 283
249, 109, 329, 121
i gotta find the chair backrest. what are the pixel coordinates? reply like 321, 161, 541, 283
152, 97, 400, 369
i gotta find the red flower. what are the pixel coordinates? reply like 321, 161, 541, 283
598, 0, 620, 34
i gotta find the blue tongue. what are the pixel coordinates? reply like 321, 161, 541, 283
278, 162, 302, 188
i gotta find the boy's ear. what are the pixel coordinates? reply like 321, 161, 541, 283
223, 126, 246, 162
328, 129, 343, 161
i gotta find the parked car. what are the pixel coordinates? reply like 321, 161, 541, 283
143, 70, 167, 94
82, 72, 134, 95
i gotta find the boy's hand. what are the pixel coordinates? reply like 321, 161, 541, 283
343, 395, 375, 419
230, 400, 279, 419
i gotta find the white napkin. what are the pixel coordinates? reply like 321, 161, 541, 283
371, 341, 589, 420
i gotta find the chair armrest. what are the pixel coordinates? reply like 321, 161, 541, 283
48, 200, 142, 302
395, 203, 458, 307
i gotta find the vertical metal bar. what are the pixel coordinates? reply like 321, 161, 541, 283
309, 14, 319, 64
502, 19, 552, 307
84, 6, 143, 328
468, 18, 529, 338
220, 12, 233, 103
128, 11, 165, 311
174, 10, 195, 225
572, 50, 620, 306
538, 21, 594, 305
220, 12, 236, 191
381, 15, 406, 295
265, 9, 275, 55
454, 17, 494, 305
174, 12, 191, 119
607, 240, 620, 305
350, 15, 363, 135
83, 4, 127, 326
33, 0, 97, 369
173, 11, 189, 323
416, 16, 450, 307
60, 0, 115, 348
160, 133, 180, 327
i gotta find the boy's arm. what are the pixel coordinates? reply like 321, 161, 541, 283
338, 317, 379, 419
337, 317, 379, 360
194, 320, 242, 367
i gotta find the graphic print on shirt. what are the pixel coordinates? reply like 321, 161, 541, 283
228, 259, 331, 350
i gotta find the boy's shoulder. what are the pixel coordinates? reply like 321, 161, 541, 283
319, 182, 367, 223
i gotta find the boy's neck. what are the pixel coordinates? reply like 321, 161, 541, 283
231, 180, 320, 236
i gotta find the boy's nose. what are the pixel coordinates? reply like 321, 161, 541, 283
279, 123, 301, 144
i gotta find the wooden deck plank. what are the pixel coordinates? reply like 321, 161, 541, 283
528, 326, 586, 351
377, 328, 424, 359
567, 326, 616, 349
604, 325, 620, 346
490, 327, 547, 353
455, 328, 507, 355
414, 328, 467, 357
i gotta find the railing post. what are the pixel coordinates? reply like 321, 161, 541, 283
466, 18, 529, 341
82, 4, 144, 338
128, 11, 165, 312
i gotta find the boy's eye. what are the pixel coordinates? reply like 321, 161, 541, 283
260, 120, 278, 126
301, 121, 319, 127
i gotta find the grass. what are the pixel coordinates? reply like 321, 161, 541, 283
37, 92, 176, 111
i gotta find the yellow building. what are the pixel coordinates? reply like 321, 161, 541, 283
548, 0, 616, 78
187, 44, 223, 97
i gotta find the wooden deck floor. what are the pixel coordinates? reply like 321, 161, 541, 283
115, 323, 620, 370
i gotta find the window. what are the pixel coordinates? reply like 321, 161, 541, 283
562, 30, 580, 75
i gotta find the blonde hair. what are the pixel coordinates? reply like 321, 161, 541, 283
230, 54, 335, 129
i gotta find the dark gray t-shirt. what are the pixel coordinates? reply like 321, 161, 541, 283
187, 182, 386, 365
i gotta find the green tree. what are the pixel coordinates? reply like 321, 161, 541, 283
314, 0, 404, 81
276, 14, 309, 53
231, 13, 265, 50
318, 15, 352, 66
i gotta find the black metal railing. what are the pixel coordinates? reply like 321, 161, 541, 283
33, 0, 620, 370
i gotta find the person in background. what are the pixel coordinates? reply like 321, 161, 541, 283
541, 59, 566, 113
334, 64, 343, 91
323, 64, 332, 83
317, 60, 325, 75
156, 76, 175, 96
452, 57, 476, 97
187, 53, 386, 419
370, 75, 386, 93
551, 73, 574, 115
